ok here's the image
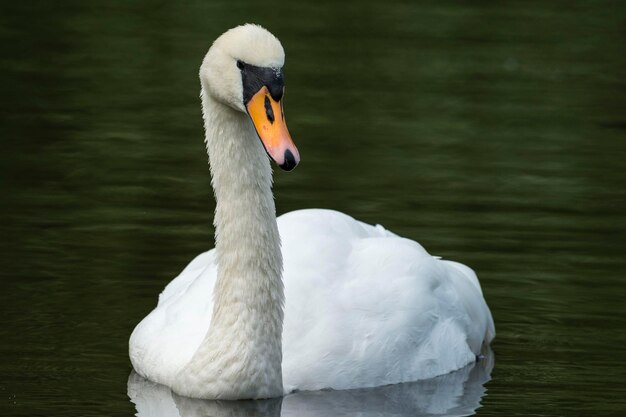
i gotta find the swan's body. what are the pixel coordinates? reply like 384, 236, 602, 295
129, 24, 494, 400
128, 352, 494, 417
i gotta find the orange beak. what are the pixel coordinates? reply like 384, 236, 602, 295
246, 86, 300, 171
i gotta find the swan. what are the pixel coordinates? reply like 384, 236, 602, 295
129, 23, 495, 400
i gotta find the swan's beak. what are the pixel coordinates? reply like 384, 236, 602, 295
246, 86, 300, 171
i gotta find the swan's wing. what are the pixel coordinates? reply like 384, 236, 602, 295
442, 260, 496, 348
278, 209, 494, 392
129, 250, 218, 387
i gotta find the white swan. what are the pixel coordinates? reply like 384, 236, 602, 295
129, 23, 495, 400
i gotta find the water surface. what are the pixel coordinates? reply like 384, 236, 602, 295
1, 1, 625, 416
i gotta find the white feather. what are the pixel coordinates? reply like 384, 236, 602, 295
129, 24, 495, 400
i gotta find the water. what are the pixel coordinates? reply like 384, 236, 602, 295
1, 1, 625, 416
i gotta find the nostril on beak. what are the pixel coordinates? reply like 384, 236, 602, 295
280, 149, 297, 171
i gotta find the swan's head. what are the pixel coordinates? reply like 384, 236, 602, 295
200, 24, 300, 171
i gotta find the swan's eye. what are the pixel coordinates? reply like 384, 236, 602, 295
236, 60, 244, 70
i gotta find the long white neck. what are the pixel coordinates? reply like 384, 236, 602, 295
173, 89, 284, 400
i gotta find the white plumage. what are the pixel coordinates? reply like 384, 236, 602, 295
128, 351, 494, 417
130, 210, 494, 394
129, 24, 494, 400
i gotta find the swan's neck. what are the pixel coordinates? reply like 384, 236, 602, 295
175, 90, 284, 399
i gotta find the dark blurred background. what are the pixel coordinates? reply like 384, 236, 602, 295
1, 1, 625, 415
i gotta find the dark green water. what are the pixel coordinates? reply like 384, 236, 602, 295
1, 1, 625, 416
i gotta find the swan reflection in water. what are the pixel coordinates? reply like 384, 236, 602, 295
128, 350, 493, 417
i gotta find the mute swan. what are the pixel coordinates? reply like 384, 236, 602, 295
129, 23, 495, 400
